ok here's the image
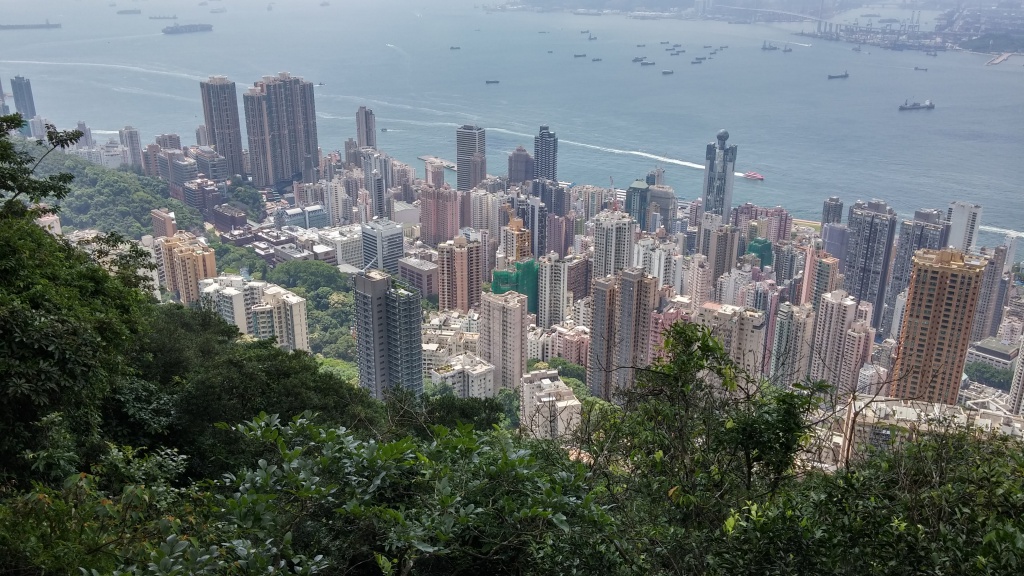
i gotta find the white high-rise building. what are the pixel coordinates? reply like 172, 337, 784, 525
809, 289, 858, 390
520, 369, 581, 440
361, 218, 404, 275
694, 302, 766, 377
538, 253, 573, 329
770, 302, 815, 385
591, 210, 636, 280
479, 291, 529, 393
838, 321, 875, 397
199, 275, 309, 351
946, 201, 982, 252
118, 125, 143, 168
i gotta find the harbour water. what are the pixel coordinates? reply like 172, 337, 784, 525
2, 0, 1022, 243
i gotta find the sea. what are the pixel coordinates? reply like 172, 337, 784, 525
2, 0, 1023, 247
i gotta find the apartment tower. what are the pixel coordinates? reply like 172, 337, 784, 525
200, 76, 246, 178
356, 106, 377, 149
243, 72, 319, 189
437, 236, 482, 313
702, 130, 738, 217
533, 124, 558, 182
456, 125, 486, 191
354, 270, 424, 399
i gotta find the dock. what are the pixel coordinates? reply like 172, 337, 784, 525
417, 156, 457, 171
986, 53, 1012, 66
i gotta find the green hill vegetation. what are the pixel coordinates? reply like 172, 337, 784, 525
3, 115, 1024, 575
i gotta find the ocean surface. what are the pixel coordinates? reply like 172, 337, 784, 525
2, 0, 1023, 245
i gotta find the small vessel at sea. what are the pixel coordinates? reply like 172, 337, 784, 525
450, 46, 460, 50
710, 50, 718, 54
670, 52, 680, 56
380, 128, 388, 132
852, 44, 862, 52
117, 9, 141, 14
574, 53, 586, 58
547, 50, 553, 53
162, 23, 213, 34
743, 172, 764, 181
589, 34, 597, 40
660, 41, 669, 44
210, 7, 226, 13
673, 43, 681, 48
592, 58, 602, 61
637, 44, 646, 47
641, 61, 656, 66
695, 56, 706, 61
485, 80, 500, 84
149, 15, 177, 20
691, 59, 702, 64
632, 56, 646, 62
316, 82, 325, 86
782, 45, 792, 53
703, 44, 712, 48
828, 71, 849, 79
719, 45, 728, 49
662, 70, 674, 75
914, 66, 927, 71
899, 99, 934, 111
762, 41, 779, 51
925, 51, 937, 56
580, 30, 590, 34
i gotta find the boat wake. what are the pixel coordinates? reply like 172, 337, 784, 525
0, 59, 207, 81
979, 225, 1024, 238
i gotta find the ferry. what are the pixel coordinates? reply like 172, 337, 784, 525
662, 70, 674, 75
898, 99, 934, 111
828, 71, 849, 79
742, 172, 764, 181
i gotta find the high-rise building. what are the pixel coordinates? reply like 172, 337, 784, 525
844, 199, 897, 328
822, 196, 844, 226
437, 236, 482, 313
150, 208, 177, 239
456, 125, 486, 192
946, 201, 982, 252
431, 353, 494, 399
359, 148, 392, 219
838, 321, 875, 396
11, 76, 35, 135
155, 133, 182, 150
770, 302, 815, 385
615, 268, 659, 391
521, 196, 548, 259
891, 249, 987, 405
0, 77, 9, 116
537, 252, 572, 329
809, 289, 858, 389
694, 302, 767, 377
821, 223, 849, 274
810, 252, 842, 312
624, 180, 650, 230
588, 275, 619, 400
195, 125, 209, 147
646, 184, 677, 233
419, 185, 461, 247
702, 130, 738, 217
243, 72, 319, 189
499, 214, 532, 266
520, 370, 581, 440
701, 217, 741, 285
879, 209, 950, 338
361, 218, 404, 275
508, 145, 535, 184
118, 126, 143, 168
199, 275, 309, 351
1009, 338, 1024, 415
592, 209, 636, 280
356, 106, 376, 149
970, 245, 1009, 343
533, 125, 558, 182
354, 270, 424, 399
153, 232, 218, 305
479, 290, 529, 392
200, 76, 246, 178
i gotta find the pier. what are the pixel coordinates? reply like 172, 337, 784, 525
986, 53, 1012, 66
417, 156, 457, 171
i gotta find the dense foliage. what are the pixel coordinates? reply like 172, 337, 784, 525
965, 361, 1015, 391
266, 259, 359, 362
32, 148, 203, 238
3, 115, 1024, 575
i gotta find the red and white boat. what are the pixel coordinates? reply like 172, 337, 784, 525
742, 171, 764, 181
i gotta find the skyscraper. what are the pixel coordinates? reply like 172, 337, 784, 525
702, 130, 738, 217
1009, 338, 1024, 415
822, 196, 844, 226
821, 223, 849, 274
0, 77, 8, 116
844, 199, 898, 328
592, 210, 636, 280
614, 268, 658, 392
243, 72, 319, 189
118, 126, 143, 168
456, 125, 486, 191
809, 289, 858, 389
946, 201, 982, 252
11, 76, 35, 135
361, 218, 404, 275
153, 232, 218, 306
419, 185, 461, 247
508, 145, 534, 184
534, 125, 558, 182
356, 106, 377, 149
879, 209, 950, 338
537, 252, 572, 329
970, 245, 1009, 343
809, 252, 842, 312
624, 180, 650, 230
437, 236, 482, 313
479, 291, 529, 392
200, 76, 246, 178
770, 302, 815, 385
891, 249, 987, 405
354, 270, 423, 399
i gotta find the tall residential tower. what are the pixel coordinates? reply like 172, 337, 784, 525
200, 76, 246, 178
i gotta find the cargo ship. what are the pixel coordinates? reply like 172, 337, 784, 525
640, 60, 656, 66
0, 20, 61, 30
117, 9, 141, 14
149, 15, 177, 20
162, 23, 213, 34
898, 99, 934, 111
828, 71, 849, 79
485, 80, 500, 84
662, 70, 674, 75
632, 56, 646, 62
574, 53, 586, 58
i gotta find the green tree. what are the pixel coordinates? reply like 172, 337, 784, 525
965, 361, 1014, 391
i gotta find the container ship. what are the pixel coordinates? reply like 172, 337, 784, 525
898, 99, 934, 111
117, 9, 142, 14
163, 23, 213, 34
0, 20, 61, 30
